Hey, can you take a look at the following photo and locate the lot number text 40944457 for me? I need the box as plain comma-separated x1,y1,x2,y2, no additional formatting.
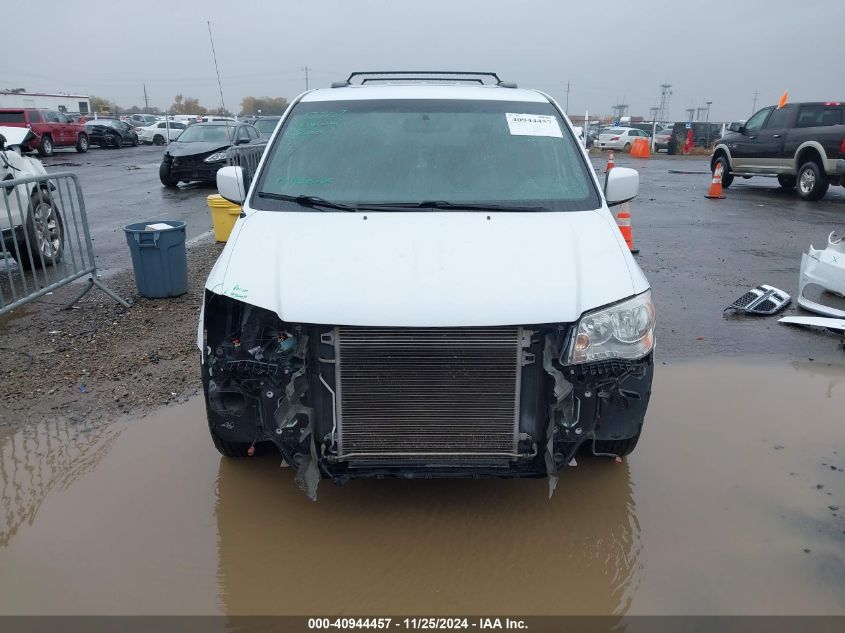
307,618,528,630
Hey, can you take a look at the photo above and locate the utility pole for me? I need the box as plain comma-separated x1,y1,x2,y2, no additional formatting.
649,106,659,122
705,101,712,122
611,103,629,122
207,21,227,115
303,66,310,91
564,80,571,115
143,83,149,113
685,107,695,122
657,83,672,123
752,90,758,114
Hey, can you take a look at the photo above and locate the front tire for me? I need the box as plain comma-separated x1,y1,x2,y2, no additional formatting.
76,133,89,153
131,134,139,147
111,133,122,148
22,190,64,269
153,134,165,146
714,155,734,188
37,135,54,157
777,175,796,189
623,142,632,153
159,161,179,188
797,161,829,201
594,431,641,457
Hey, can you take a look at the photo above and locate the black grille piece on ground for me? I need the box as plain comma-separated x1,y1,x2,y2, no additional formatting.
335,327,522,464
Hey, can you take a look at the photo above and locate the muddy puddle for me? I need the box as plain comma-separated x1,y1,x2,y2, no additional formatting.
0,360,843,616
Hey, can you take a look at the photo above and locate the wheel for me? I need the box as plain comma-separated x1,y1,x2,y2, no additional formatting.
75,133,89,153
713,155,733,188
593,430,641,457
131,134,139,147
37,135,54,157
797,161,829,201
111,133,123,148
153,134,165,146
21,189,64,269
777,175,796,189
208,414,253,457
623,142,632,153
159,161,179,188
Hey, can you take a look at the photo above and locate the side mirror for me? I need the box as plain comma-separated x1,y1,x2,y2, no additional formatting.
604,167,639,206
236,137,251,145
217,165,246,204
738,125,747,134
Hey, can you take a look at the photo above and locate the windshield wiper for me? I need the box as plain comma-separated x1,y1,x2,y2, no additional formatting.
362,200,550,212
256,192,358,212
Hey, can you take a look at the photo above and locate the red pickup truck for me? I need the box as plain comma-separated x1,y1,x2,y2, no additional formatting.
0,108,89,156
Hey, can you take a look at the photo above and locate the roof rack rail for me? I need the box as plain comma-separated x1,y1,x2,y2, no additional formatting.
332,71,517,88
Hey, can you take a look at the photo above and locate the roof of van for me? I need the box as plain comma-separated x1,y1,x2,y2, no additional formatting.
300,84,549,104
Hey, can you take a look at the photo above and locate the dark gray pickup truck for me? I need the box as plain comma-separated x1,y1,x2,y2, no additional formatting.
711,101,845,200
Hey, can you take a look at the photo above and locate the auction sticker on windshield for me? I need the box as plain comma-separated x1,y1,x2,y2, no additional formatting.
506,113,562,137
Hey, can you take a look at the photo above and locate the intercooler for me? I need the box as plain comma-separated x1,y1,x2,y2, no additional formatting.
334,327,523,464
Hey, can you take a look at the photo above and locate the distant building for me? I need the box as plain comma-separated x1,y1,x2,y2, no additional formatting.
0,91,91,114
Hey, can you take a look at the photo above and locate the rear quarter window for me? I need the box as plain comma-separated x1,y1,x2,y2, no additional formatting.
796,105,843,128
0,111,25,123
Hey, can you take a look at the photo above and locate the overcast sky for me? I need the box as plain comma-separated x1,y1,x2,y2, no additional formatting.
5,0,844,120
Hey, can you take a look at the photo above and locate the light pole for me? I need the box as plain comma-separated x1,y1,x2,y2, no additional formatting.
705,101,712,122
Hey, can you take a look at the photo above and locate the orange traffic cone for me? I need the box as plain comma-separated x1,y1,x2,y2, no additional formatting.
605,151,615,173
615,203,638,254
705,163,726,199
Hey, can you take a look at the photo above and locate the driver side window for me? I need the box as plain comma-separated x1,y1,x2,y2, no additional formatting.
745,107,773,132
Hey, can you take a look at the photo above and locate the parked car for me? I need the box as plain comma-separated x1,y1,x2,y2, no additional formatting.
252,116,281,137
203,72,654,497
0,127,64,268
0,108,89,156
596,127,649,152
711,101,845,200
84,119,139,148
158,121,259,187
654,128,673,152
128,113,159,128
138,120,187,145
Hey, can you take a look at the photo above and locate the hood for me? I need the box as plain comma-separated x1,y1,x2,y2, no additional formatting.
167,140,230,157
205,209,648,327
0,126,35,147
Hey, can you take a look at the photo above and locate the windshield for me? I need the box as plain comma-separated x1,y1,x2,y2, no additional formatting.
175,125,233,143
252,99,599,212
254,118,280,134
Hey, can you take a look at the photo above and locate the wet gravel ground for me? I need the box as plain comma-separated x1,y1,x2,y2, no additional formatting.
0,238,222,428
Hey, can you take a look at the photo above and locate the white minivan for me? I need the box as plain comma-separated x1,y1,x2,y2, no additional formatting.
200,72,655,498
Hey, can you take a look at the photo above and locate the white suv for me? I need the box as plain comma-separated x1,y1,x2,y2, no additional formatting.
200,72,655,498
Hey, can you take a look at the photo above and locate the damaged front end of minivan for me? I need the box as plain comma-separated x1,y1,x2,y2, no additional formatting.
200,290,655,500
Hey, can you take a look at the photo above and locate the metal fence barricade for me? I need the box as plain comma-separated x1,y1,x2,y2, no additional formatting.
0,171,128,316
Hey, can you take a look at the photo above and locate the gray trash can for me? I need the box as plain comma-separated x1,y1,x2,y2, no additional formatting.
123,220,188,298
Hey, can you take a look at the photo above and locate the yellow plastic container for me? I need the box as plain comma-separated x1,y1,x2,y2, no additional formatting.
207,194,242,242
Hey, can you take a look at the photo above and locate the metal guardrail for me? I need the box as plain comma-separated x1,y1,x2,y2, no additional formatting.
0,171,128,316
227,141,268,191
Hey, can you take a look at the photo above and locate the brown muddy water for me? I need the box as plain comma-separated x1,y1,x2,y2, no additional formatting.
0,361,843,616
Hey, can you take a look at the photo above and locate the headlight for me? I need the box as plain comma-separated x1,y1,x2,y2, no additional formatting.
565,290,655,364
204,151,228,163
